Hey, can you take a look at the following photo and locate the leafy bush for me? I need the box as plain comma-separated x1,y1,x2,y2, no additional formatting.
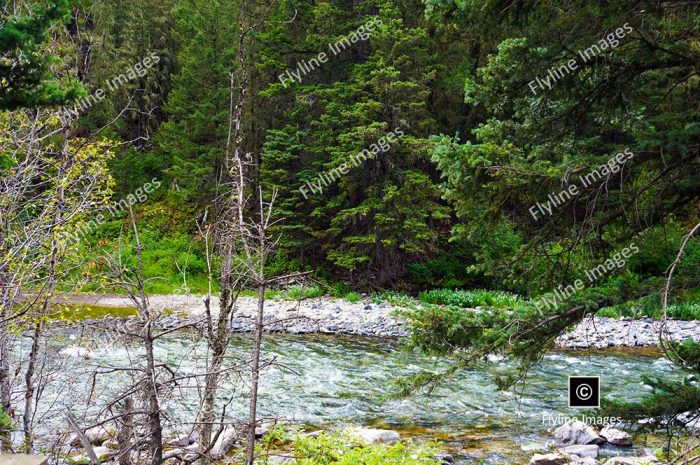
0,404,13,435
281,431,439,465
373,291,416,308
419,288,520,309
286,285,325,300
344,292,361,303
668,302,700,321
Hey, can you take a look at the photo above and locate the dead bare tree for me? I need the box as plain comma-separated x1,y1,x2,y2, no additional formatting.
100,210,167,465
0,110,113,451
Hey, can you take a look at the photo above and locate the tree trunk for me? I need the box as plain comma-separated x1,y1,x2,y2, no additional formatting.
245,281,265,465
118,397,133,465
144,330,163,465
22,320,42,451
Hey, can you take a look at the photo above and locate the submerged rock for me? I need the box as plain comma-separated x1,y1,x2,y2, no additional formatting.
599,427,632,446
554,421,605,445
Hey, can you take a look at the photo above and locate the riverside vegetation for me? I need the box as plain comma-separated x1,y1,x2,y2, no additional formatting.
1,0,699,464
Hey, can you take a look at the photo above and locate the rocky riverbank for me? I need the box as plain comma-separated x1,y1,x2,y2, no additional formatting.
56,294,700,348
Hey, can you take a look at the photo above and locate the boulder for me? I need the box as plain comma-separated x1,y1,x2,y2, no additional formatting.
529,453,567,465
70,425,114,447
434,453,455,464
604,457,657,465
0,455,48,465
68,446,114,464
563,445,599,459
102,437,119,450
348,428,401,445
210,427,239,458
554,421,605,445
176,431,197,447
599,428,632,447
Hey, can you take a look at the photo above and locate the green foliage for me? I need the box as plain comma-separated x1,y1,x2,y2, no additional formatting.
0,0,82,109
406,251,476,289
287,431,439,465
0,404,13,433
260,0,458,285
344,292,361,303
418,288,520,309
286,285,326,301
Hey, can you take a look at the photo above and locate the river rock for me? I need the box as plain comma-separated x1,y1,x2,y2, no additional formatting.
70,425,115,446
102,437,119,449
176,431,197,447
210,427,238,458
529,453,567,465
570,457,600,465
554,421,605,445
604,456,657,465
267,457,295,464
599,427,632,446
68,446,114,464
349,427,400,445
434,453,455,464
563,445,600,458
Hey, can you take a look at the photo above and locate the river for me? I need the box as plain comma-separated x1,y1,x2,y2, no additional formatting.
32,331,679,463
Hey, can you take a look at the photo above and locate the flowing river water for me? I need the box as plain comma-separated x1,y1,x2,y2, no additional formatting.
33,330,680,464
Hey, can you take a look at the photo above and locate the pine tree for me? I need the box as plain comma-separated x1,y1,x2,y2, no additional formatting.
0,0,81,109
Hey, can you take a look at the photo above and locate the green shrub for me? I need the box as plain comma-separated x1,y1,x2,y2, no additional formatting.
285,431,439,465
377,292,416,307
286,285,325,300
668,302,700,321
419,288,520,309
344,292,361,303
0,405,13,434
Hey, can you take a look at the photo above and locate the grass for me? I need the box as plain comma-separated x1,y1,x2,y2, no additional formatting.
418,288,520,309
286,285,326,300
596,300,700,321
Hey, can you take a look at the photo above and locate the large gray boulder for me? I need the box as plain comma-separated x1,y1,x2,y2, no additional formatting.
599,427,632,446
554,421,605,445
210,427,239,458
